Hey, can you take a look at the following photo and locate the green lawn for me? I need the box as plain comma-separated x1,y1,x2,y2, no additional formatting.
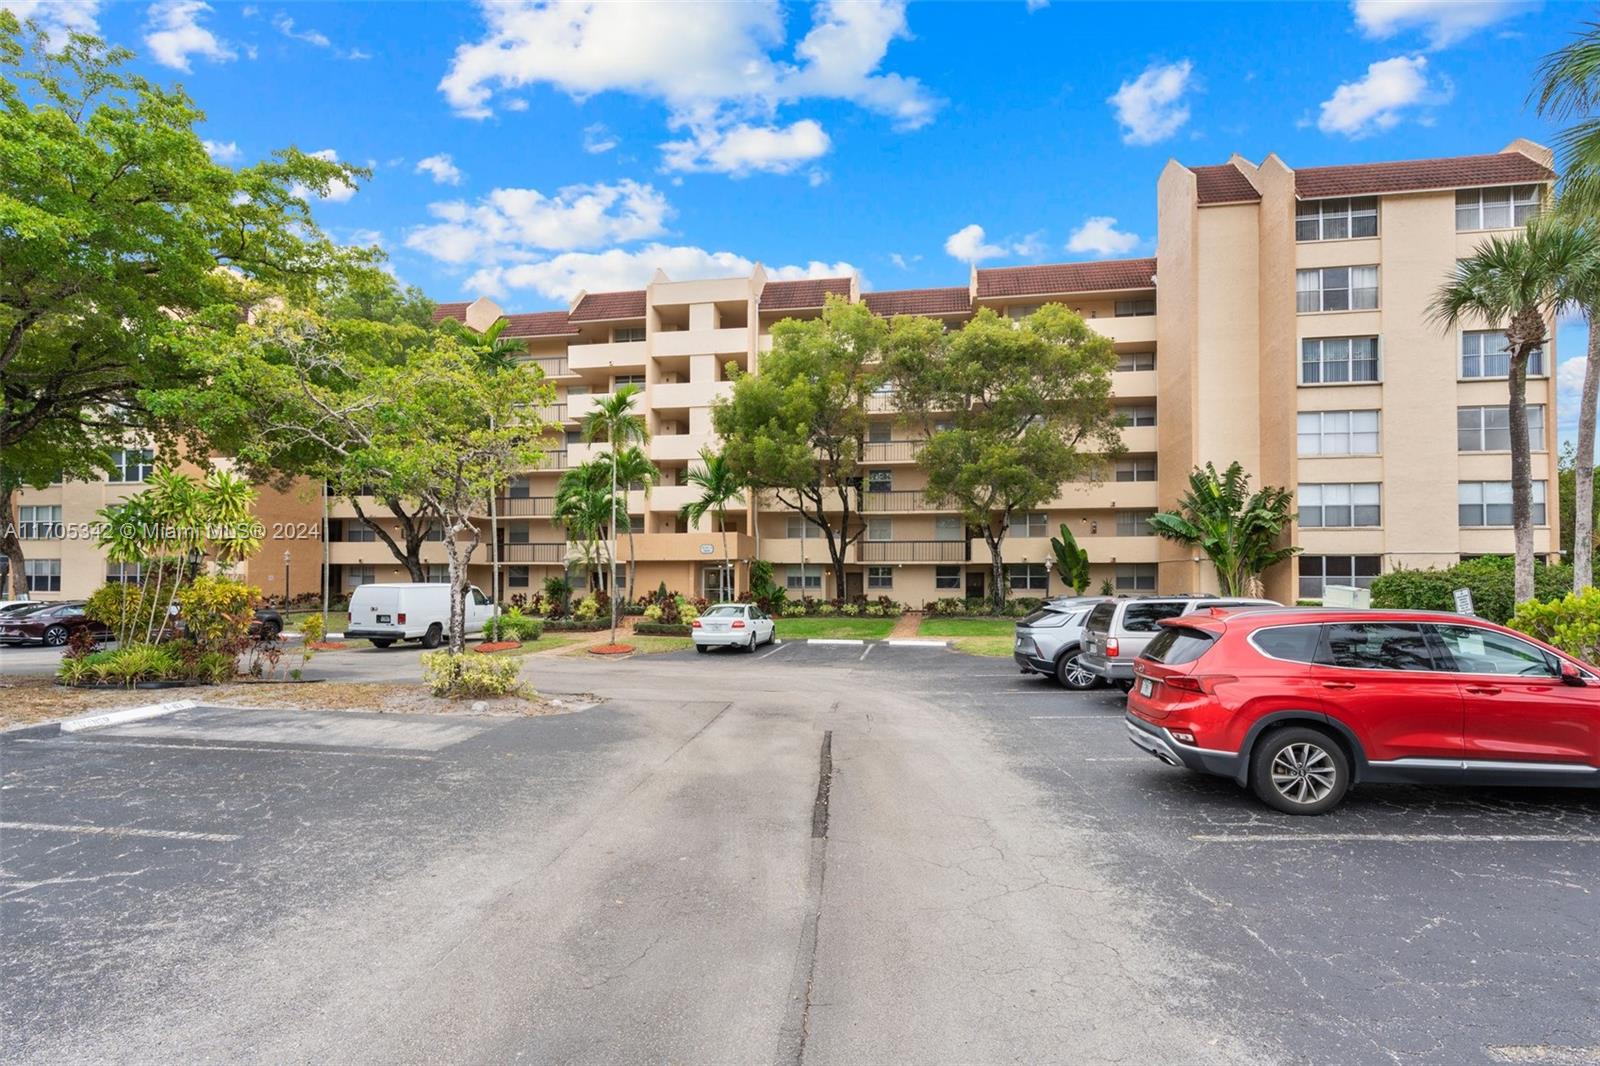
558,634,692,656
283,610,352,634
917,617,1017,658
774,616,896,640
480,632,587,656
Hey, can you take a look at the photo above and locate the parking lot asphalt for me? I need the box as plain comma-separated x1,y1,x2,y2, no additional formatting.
3,642,1597,1064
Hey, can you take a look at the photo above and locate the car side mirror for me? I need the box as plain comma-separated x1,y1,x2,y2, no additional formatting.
1560,661,1588,687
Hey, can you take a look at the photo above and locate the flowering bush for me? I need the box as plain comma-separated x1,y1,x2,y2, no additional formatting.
643,603,663,622
840,602,860,616
678,595,700,624
783,602,808,617
573,595,600,621
421,651,525,698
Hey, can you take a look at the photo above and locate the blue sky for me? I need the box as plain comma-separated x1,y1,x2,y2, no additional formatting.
8,0,1594,445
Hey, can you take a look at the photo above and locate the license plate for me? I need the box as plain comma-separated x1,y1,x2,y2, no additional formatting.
1139,678,1154,697
376,614,390,624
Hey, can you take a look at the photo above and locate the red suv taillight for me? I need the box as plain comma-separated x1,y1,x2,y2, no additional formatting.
1163,674,1237,694
1105,637,1120,657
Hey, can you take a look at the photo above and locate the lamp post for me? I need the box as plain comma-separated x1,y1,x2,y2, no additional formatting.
283,549,291,602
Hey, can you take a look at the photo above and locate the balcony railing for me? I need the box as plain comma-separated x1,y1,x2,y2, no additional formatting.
535,449,568,471
862,440,924,463
496,495,555,517
859,489,937,512
534,403,568,423
858,539,969,563
497,542,568,564
524,356,569,378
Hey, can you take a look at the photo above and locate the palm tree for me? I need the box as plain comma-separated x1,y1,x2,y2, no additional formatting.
1534,26,1600,590
680,448,744,601
1430,218,1597,603
609,444,659,606
554,461,618,596
440,316,524,372
1148,462,1299,598
582,384,648,643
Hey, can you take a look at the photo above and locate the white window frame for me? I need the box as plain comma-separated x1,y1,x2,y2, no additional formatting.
866,518,893,542
611,326,646,343
1007,563,1049,591
1295,197,1378,242
867,565,894,589
24,557,62,592
344,565,376,589
867,469,893,493
1300,336,1380,385
1460,329,1545,379
1115,351,1156,372
1114,457,1157,482
1118,405,1157,428
934,516,965,542
1455,185,1541,232
1114,563,1156,592
785,564,824,591
1296,266,1378,313
1114,298,1155,318
1115,510,1157,537
1457,405,1544,453
934,565,961,589
1459,481,1547,527
109,448,155,484
1297,410,1380,456
17,504,63,540
785,515,812,540
1298,483,1382,528
1298,555,1381,599
1015,512,1047,538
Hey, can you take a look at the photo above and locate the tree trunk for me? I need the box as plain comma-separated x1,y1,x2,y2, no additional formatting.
1507,349,1536,604
720,508,731,600
350,497,428,582
0,482,26,598
987,524,1007,614
443,526,468,654
609,458,618,646
1576,313,1599,592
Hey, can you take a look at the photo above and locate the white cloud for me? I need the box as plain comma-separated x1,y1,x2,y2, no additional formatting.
1317,55,1447,138
437,0,937,173
414,153,464,186
202,138,242,163
144,0,235,72
661,118,830,176
1066,217,1141,258
271,12,328,48
466,245,857,302
404,180,671,265
289,148,358,204
583,123,618,154
1352,0,1530,49
1108,59,1194,146
1026,0,1049,10
1,0,101,41
889,252,921,270
943,224,1042,264
1559,355,1590,397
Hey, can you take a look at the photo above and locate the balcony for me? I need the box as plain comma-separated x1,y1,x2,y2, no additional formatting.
617,531,754,562
652,326,748,358
522,355,573,379
1087,315,1157,346
534,449,568,471
650,435,703,463
1111,369,1158,400
496,542,569,564
569,339,647,371
1118,425,1159,452
1048,479,1160,510
862,440,924,463
496,495,555,517
532,402,568,424
859,489,938,513
646,484,700,512
652,379,731,409
328,541,450,566
858,539,970,563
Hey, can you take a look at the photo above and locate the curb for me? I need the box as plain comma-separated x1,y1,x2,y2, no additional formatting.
805,638,865,646
60,699,196,735
884,639,948,647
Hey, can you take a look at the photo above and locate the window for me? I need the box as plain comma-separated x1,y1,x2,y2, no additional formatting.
1461,330,1544,378
1143,626,1217,665
612,327,645,343
568,567,588,590
785,564,824,591
1433,624,1557,677
867,566,894,589
867,469,893,493
1005,303,1042,321
509,566,530,589
1007,563,1048,591
344,565,375,589
785,516,812,539
24,558,60,592
1116,351,1156,372
1116,510,1156,536
1122,601,1185,632
935,516,965,541
1319,622,1436,671
565,430,584,445
109,448,155,483
1297,555,1381,599
1251,625,1321,664
1115,457,1156,482
1457,405,1544,452
426,564,449,583
868,421,892,443
1114,298,1155,317
935,565,962,589
866,518,893,541
1115,563,1157,592
507,476,531,499
507,523,530,545
341,519,377,543
107,561,145,585
1459,481,1547,526
628,514,645,533
1296,266,1378,313
1297,410,1380,456
1455,185,1541,231
612,374,645,389
425,524,446,542
1300,336,1380,384
17,505,62,539
1015,512,1047,537
1298,483,1381,528
1295,197,1379,241
1118,405,1157,427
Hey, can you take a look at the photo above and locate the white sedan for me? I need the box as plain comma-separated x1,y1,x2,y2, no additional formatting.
692,603,775,653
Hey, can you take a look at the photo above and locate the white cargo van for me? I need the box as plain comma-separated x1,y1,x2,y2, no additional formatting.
344,583,495,648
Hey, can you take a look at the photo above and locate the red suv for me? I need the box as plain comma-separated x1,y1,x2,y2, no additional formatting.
1126,608,1600,814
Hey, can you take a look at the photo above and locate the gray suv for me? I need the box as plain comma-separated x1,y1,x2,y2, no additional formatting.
1013,597,1111,689
1080,595,1279,687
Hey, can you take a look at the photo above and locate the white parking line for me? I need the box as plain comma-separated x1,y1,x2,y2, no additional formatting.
807,639,864,646
15,738,436,761
885,639,947,648
1,820,241,843
1029,714,1119,720
859,643,873,661
756,642,791,660
1191,833,1600,844
60,699,195,734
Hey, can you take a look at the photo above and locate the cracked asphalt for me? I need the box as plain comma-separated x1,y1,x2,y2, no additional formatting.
3,641,1598,1064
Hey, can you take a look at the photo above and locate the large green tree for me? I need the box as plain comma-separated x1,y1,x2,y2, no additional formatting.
1149,462,1299,597
889,304,1122,611
0,14,369,595
714,297,919,601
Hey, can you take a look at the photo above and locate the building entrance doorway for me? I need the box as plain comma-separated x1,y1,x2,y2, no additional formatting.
965,570,985,600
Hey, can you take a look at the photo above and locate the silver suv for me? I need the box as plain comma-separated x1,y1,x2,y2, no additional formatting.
1080,595,1279,687
1013,597,1111,689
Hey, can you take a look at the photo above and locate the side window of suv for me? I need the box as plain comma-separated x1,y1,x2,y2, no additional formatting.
1431,625,1558,677
1121,602,1187,633
1251,624,1321,663
1318,622,1436,671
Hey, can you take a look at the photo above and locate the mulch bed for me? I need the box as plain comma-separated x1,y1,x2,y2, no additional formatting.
587,643,636,656
475,641,522,653
309,641,348,650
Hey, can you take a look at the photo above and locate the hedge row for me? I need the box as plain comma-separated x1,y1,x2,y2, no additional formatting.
634,622,693,636
1369,557,1573,624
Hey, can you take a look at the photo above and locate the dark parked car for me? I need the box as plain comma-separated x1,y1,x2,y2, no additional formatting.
251,607,285,639
0,602,111,648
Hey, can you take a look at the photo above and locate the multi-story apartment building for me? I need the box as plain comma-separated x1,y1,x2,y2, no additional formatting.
40,139,1547,610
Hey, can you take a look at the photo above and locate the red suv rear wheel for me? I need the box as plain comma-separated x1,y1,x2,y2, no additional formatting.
1249,726,1351,815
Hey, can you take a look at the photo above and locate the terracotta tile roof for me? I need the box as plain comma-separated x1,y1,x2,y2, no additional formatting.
759,277,851,311
500,311,578,338
1193,163,1260,204
430,301,470,324
975,258,1157,299
1295,152,1554,199
862,287,972,317
570,290,646,321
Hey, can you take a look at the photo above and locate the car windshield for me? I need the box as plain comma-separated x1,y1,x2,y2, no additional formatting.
3,602,48,616
1142,626,1216,664
1085,602,1117,632
704,605,743,618
1019,607,1072,627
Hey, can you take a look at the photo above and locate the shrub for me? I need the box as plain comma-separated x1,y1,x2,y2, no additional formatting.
486,608,544,642
543,576,572,618
815,602,837,616
1370,557,1573,624
677,596,700,624
193,650,237,684
634,622,693,636
573,595,600,621
299,613,325,644
643,603,664,622
76,643,182,687
176,576,261,651
864,603,885,617
1099,579,1115,596
1509,589,1600,664
840,602,860,616
783,602,807,617
420,651,525,698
